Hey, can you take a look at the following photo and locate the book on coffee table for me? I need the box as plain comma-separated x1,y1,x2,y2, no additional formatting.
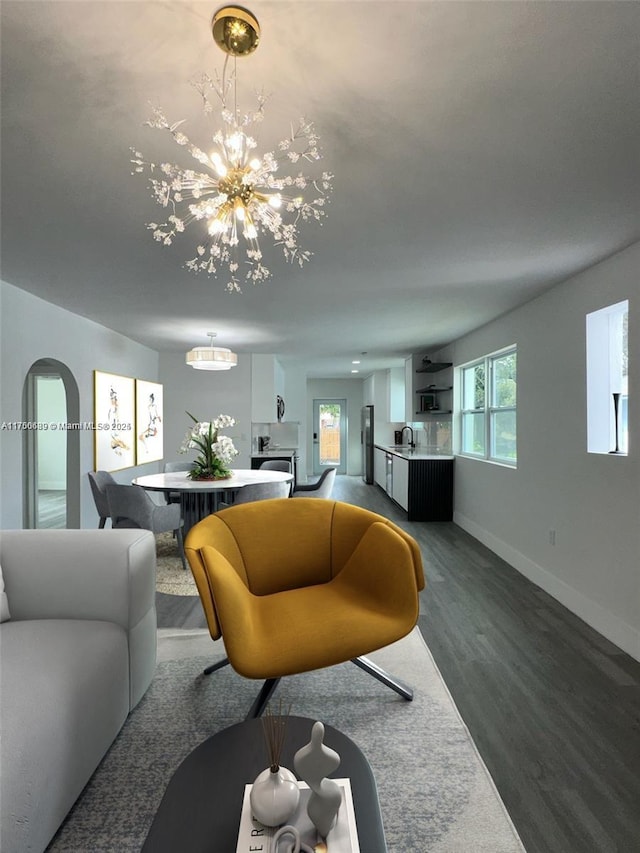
235,778,361,853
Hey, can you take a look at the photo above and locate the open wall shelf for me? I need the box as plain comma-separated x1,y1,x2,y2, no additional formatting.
416,361,453,373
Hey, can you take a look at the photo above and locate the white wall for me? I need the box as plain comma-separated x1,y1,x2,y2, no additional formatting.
443,242,640,660
306,379,364,477
0,281,159,529
0,282,301,525
159,351,252,468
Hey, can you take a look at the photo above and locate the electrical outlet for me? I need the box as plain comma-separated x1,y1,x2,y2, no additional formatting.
549,529,556,546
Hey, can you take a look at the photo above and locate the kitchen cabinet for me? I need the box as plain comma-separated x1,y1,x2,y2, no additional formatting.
406,457,454,521
391,455,409,511
251,355,284,423
388,367,405,422
366,368,405,424
373,445,453,521
373,447,387,488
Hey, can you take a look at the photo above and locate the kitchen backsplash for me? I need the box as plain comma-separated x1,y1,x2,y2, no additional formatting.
251,421,300,450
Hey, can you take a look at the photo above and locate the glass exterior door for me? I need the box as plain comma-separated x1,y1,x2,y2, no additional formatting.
312,399,347,475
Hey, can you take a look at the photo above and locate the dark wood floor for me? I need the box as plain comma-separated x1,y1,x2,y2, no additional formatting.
157,475,640,853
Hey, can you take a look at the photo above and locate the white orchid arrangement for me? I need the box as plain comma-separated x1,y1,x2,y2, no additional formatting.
179,411,239,479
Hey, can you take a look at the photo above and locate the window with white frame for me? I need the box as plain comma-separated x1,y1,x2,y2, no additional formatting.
460,347,517,465
586,300,629,455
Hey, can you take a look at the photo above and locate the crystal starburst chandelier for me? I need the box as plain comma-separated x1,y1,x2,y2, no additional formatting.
130,6,333,293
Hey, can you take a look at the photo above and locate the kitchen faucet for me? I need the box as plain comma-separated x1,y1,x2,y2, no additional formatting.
401,425,415,448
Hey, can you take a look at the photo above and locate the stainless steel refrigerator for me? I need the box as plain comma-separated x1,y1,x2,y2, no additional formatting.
361,405,374,483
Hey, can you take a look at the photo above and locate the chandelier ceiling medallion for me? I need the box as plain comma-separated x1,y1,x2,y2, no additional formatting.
186,332,238,370
131,6,333,293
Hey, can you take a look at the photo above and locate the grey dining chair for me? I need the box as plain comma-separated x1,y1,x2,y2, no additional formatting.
259,459,293,495
291,467,336,499
106,483,187,570
258,459,292,473
219,480,290,510
88,470,117,528
163,461,192,504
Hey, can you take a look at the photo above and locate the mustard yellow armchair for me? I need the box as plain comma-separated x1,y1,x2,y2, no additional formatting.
185,498,425,718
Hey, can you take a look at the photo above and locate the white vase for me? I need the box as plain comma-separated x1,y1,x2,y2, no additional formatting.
249,765,300,827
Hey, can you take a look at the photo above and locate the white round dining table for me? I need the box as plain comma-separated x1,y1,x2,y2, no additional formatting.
132,469,293,535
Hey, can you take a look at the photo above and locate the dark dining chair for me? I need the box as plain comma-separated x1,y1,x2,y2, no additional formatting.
88,470,117,528
163,461,192,504
259,459,293,494
218,480,291,510
291,467,336,499
259,460,292,473
106,483,187,570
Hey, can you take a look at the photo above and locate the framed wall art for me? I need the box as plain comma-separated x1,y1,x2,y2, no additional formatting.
94,370,135,471
135,379,164,464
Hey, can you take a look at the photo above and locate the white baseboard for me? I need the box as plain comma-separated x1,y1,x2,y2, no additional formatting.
454,511,640,662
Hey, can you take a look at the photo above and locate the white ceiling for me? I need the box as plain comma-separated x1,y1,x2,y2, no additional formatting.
2,1,639,378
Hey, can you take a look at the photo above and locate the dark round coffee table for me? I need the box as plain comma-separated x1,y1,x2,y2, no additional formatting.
142,716,387,852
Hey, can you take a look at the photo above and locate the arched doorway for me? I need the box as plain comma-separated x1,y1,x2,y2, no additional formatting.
23,359,81,528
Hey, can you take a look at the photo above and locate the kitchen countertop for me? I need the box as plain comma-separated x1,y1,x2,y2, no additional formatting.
375,444,454,461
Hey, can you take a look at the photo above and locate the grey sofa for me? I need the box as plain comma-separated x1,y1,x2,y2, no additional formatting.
0,529,157,853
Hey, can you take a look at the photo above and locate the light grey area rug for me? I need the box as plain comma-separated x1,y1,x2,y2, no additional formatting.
155,532,197,596
47,628,525,852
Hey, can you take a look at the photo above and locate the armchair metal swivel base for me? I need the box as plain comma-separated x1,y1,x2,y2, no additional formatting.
201,657,279,720
185,498,425,720
201,654,414,720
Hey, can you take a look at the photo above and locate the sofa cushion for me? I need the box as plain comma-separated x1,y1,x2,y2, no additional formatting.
0,619,130,853
0,562,9,622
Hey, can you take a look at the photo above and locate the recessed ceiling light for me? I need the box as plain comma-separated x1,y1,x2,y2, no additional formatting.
351,369,359,374
352,360,361,364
